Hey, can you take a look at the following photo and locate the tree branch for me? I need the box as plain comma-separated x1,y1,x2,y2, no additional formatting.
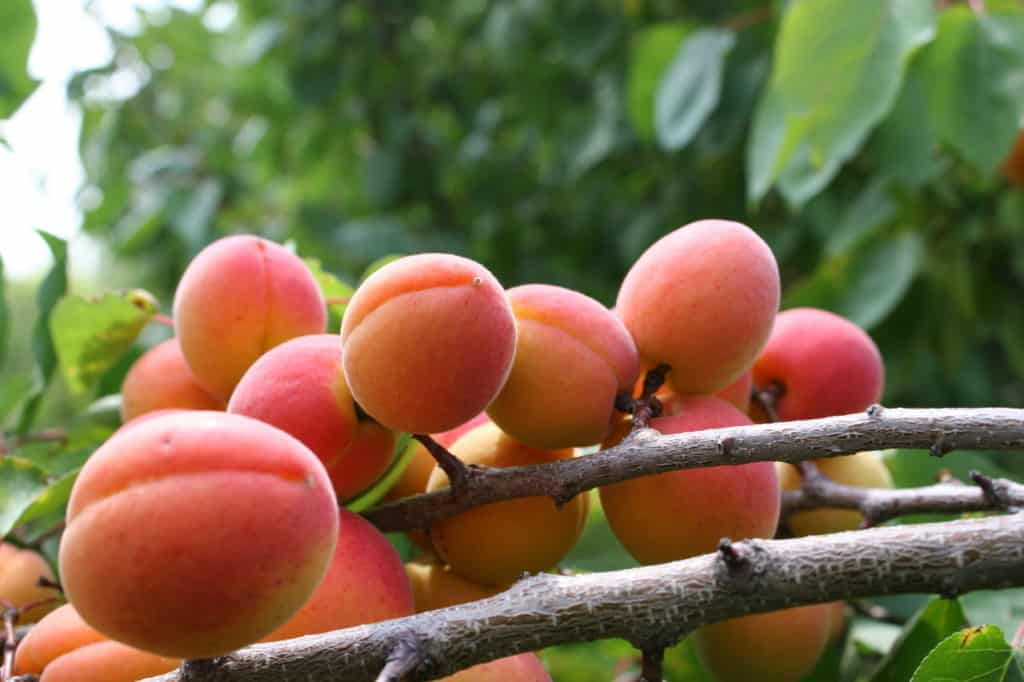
142,513,1024,682
365,407,1024,532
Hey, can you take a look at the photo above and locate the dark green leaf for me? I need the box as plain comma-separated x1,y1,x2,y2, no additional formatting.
50,290,159,395
748,0,935,204
654,29,736,151
0,0,37,118
910,626,1011,682
869,596,968,682
627,22,691,139
0,456,49,538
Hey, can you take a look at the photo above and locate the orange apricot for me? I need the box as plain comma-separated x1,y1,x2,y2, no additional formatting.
487,284,640,448
173,235,326,402
752,307,883,421
0,543,59,623
120,339,223,422
599,396,780,565
228,334,396,501
616,220,780,395
59,411,339,658
434,413,490,449
442,653,552,681
405,555,506,612
340,254,516,434
427,423,585,586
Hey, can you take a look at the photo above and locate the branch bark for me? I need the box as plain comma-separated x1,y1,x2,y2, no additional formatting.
142,513,1024,682
365,406,1024,532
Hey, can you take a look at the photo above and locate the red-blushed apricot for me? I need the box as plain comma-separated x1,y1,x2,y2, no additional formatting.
487,284,640,449
714,370,752,414
616,220,780,395
693,603,833,682
442,653,552,681
59,411,339,659
228,334,396,501
599,396,780,565
405,554,506,612
1003,130,1024,186
0,543,59,623
427,423,586,586
262,509,413,642
120,339,223,422
340,254,517,434
14,604,178,681
434,413,490,449
777,451,894,535
173,235,326,402
752,307,883,421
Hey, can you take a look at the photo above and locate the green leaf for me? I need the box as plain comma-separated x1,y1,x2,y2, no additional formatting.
16,469,78,530
0,375,33,425
869,596,968,682
0,457,50,538
627,22,691,139
654,29,736,151
0,0,37,118
0,254,8,370
17,232,68,435
784,231,923,330
50,289,159,395
303,257,355,330
345,433,414,513
825,179,897,257
922,7,1024,174
747,0,935,204
910,626,1012,682
961,589,1024,638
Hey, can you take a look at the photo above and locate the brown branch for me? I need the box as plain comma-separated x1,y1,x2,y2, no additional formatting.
412,434,474,498
365,407,1024,532
639,647,664,682
142,514,1024,682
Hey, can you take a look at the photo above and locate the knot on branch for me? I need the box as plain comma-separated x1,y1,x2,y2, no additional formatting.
930,432,953,458
716,436,736,458
866,403,885,419
180,657,226,682
376,637,425,682
716,538,766,586
970,471,1004,508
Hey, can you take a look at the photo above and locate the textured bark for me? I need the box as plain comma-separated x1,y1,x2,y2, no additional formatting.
365,406,1024,532
143,514,1024,682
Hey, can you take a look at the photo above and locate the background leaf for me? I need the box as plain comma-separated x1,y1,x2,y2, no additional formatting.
869,596,968,682
0,457,50,537
627,22,691,139
0,0,37,119
910,626,1012,682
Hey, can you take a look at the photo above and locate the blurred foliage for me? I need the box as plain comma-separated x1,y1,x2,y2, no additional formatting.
5,0,1024,679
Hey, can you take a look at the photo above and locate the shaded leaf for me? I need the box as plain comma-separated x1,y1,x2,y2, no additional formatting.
0,255,7,370
910,626,1011,682
961,589,1024,639
627,22,691,139
0,457,49,538
869,596,968,682
16,469,78,530
0,0,37,118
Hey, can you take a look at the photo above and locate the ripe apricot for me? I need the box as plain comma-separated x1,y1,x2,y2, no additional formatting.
599,396,780,565
777,451,894,535
434,413,490,449
442,653,552,681
173,235,326,402
341,254,516,434
405,555,506,612
427,423,585,586
59,411,339,658
263,509,413,641
616,220,780,395
487,284,640,449
120,339,223,422
752,307,883,421
228,334,396,501
693,603,833,682
14,604,178,682
0,543,58,623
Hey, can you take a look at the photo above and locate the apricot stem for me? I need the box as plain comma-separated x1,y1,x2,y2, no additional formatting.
639,646,664,682
750,381,782,422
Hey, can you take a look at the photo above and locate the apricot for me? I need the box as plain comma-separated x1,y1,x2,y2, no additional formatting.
427,423,586,586
715,370,752,414
434,413,490,449
384,438,435,503
173,235,326,402
487,284,640,448
14,604,178,682
340,253,517,434
752,307,883,421
616,220,780,395
599,396,780,565
442,653,552,681
0,543,59,623
693,603,833,682
120,339,223,422
405,555,506,612
59,411,339,658
228,334,396,501
263,509,413,641
777,451,894,535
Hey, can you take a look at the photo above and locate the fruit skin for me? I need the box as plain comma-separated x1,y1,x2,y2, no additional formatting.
228,334,396,501
59,411,339,659
173,235,327,402
0,543,59,623
341,253,517,434
441,653,552,681
262,509,414,642
777,451,894,535
599,396,780,565
427,422,586,586
14,604,179,681
752,307,883,421
120,339,223,422
693,603,833,682
405,555,506,612
434,413,490,449
487,284,640,448
616,220,780,395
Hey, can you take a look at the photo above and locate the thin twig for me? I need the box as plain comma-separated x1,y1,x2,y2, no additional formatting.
412,434,473,498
